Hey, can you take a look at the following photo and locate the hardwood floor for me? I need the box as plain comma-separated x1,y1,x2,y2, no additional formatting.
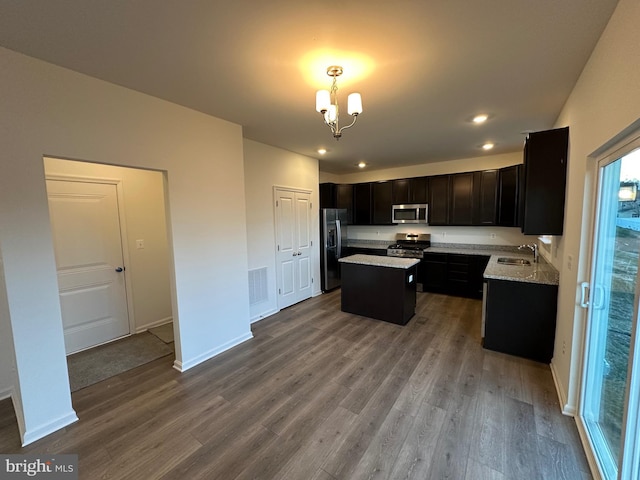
0,290,592,479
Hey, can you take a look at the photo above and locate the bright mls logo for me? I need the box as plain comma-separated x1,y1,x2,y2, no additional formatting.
0,455,77,480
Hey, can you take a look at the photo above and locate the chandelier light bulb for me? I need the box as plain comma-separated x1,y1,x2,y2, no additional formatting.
316,90,330,113
348,93,363,116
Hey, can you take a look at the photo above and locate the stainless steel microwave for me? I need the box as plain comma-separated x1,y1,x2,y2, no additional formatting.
392,204,428,224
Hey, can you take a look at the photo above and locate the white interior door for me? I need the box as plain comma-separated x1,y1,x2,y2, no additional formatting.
275,188,312,309
46,179,130,354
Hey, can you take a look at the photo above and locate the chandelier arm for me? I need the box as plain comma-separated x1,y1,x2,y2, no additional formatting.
336,115,358,135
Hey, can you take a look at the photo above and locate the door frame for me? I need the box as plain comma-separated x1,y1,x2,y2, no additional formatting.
46,173,136,338
273,185,313,310
577,129,640,479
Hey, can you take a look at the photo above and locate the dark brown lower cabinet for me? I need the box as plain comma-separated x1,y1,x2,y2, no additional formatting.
483,279,558,363
421,253,489,299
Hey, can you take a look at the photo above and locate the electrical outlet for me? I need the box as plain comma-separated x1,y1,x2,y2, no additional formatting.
442,231,446,238
136,239,145,249
562,340,566,355
567,254,573,271
490,233,496,239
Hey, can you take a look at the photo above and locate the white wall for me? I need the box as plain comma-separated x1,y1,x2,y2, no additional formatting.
321,151,534,246
0,47,251,445
43,158,173,332
0,248,18,402
550,0,640,412
321,151,523,183
243,139,321,322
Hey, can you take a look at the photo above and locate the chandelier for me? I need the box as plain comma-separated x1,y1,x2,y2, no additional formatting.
315,66,363,140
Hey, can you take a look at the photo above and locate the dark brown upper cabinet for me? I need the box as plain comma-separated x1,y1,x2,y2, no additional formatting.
520,127,569,235
449,172,474,225
472,170,499,225
353,183,372,225
372,181,394,224
392,179,410,204
498,165,520,227
428,175,450,225
336,183,354,224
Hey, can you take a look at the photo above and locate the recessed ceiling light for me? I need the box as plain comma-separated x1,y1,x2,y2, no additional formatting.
482,142,495,150
317,148,327,155
472,114,489,124
357,161,367,168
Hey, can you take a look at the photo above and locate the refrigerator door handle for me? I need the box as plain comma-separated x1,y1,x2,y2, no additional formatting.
336,219,342,257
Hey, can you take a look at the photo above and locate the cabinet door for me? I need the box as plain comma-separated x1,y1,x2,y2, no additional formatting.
473,170,498,225
392,179,410,204
410,177,429,204
422,253,448,292
319,183,337,209
447,254,472,296
521,127,569,235
450,172,474,225
372,181,393,224
336,184,354,224
353,183,372,225
428,175,450,225
498,165,520,226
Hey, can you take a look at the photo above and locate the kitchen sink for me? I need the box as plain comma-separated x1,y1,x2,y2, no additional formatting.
497,257,531,266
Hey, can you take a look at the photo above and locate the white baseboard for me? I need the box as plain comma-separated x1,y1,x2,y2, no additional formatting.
250,308,279,324
312,289,323,297
135,316,173,333
21,410,79,447
0,386,12,401
173,331,254,372
575,415,603,480
550,360,576,416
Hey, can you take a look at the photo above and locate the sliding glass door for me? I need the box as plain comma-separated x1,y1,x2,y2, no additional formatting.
581,142,640,479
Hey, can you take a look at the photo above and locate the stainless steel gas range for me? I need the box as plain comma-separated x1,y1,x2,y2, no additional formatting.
386,233,431,259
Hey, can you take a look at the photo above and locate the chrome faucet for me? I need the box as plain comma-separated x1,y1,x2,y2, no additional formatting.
518,244,539,263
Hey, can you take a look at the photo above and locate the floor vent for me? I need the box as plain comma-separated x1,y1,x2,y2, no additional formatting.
248,267,268,305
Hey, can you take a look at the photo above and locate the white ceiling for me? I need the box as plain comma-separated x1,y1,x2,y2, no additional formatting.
0,0,618,174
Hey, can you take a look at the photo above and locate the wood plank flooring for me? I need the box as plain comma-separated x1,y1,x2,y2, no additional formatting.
0,290,592,479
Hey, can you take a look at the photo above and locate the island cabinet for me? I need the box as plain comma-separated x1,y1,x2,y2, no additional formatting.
483,279,558,363
339,254,419,325
520,126,569,235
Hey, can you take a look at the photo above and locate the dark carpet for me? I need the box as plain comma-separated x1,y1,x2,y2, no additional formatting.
67,332,174,392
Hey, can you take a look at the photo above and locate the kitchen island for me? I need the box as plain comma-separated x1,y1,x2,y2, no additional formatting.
339,254,420,325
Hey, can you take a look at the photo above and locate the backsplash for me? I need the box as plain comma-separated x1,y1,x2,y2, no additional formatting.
347,224,536,246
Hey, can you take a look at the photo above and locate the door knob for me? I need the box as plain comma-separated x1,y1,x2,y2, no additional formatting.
115,267,124,272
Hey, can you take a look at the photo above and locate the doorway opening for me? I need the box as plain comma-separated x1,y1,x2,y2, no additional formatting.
44,157,175,392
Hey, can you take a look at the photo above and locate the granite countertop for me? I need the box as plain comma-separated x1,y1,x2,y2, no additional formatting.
425,243,559,285
346,240,391,249
339,254,420,270
483,255,559,285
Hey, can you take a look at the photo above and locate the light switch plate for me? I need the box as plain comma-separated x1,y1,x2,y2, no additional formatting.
136,239,145,249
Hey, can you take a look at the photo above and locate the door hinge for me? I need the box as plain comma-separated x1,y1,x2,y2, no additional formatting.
277,244,280,251
279,288,281,295
310,202,312,209
310,240,313,246
276,200,279,207
312,277,314,283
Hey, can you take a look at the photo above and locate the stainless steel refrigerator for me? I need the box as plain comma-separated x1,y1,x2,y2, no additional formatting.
320,208,348,292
